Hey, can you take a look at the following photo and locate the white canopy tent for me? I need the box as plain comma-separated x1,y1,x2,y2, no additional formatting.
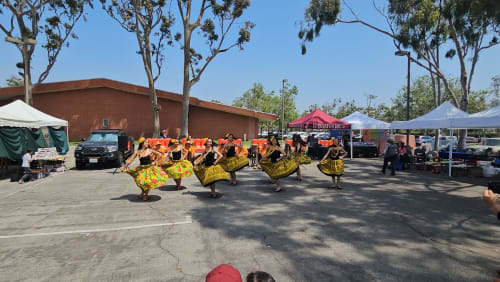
390,101,469,176
0,100,68,128
451,105,500,128
390,101,469,129
0,100,69,150
342,111,391,159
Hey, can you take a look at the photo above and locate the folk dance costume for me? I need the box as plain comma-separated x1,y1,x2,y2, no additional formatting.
162,150,194,179
218,146,249,173
293,144,311,165
194,151,229,187
317,146,345,176
260,149,299,180
123,155,169,191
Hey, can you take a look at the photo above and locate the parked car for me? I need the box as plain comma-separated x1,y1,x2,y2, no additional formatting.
416,135,435,147
466,138,500,157
74,129,134,169
317,132,330,140
465,136,479,143
438,139,458,151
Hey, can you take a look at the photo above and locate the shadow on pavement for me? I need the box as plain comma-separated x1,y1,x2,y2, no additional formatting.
110,194,162,203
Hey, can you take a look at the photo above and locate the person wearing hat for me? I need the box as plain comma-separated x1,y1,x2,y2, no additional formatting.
183,139,196,162
205,264,242,282
193,138,229,198
248,144,262,169
260,136,299,192
121,137,169,201
152,141,166,165
292,133,311,181
162,139,194,190
218,133,249,185
318,138,347,189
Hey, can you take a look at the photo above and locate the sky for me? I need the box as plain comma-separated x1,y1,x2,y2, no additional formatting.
1,0,499,113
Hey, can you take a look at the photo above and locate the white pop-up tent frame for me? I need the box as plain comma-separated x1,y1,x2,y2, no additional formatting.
390,101,469,176
451,105,500,128
0,99,69,144
341,111,391,159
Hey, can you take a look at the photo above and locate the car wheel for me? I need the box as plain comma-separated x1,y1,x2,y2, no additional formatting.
114,152,124,168
75,162,85,170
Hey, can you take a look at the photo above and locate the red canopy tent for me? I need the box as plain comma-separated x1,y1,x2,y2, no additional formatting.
287,109,351,129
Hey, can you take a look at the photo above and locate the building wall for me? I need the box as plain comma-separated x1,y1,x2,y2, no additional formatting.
3,88,259,140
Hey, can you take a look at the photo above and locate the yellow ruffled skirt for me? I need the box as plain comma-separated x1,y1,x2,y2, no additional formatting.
194,164,230,187
161,160,194,179
317,159,344,176
123,165,169,190
218,156,249,172
260,158,299,180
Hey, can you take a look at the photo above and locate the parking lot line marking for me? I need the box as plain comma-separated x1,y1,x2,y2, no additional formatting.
0,216,192,239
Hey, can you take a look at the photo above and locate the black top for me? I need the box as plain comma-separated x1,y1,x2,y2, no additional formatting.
497,211,500,221
226,146,236,158
329,146,341,160
139,155,152,165
202,151,216,166
171,150,182,160
269,150,281,163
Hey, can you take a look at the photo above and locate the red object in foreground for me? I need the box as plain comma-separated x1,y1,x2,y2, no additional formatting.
206,264,242,282
287,109,350,129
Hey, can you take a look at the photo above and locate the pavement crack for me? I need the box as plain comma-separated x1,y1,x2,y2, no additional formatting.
157,225,202,280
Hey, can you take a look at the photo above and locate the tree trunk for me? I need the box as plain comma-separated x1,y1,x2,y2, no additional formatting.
180,28,192,138
147,79,161,138
22,46,33,106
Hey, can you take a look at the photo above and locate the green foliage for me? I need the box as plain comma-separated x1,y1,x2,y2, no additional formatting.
1,0,92,85
232,83,299,132
5,75,23,87
389,75,487,121
299,0,341,54
210,99,223,104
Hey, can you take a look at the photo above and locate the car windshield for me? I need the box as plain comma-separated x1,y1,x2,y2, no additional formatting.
87,133,118,142
485,139,500,146
440,140,457,147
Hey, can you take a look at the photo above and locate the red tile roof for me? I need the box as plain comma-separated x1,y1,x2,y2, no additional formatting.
0,78,277,120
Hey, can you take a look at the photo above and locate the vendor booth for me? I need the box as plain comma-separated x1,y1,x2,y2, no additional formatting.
0,100,69,179
342,111,390,159
390,101,469,176
287,109,350,159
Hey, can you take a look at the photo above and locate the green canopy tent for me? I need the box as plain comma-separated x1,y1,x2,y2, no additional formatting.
0,100,69,160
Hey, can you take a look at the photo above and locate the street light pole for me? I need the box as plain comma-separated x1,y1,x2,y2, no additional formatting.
395,50,411,146
281,78,288,143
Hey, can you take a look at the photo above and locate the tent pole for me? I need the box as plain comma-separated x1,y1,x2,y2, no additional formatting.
449,128,453,177
350,129,353,159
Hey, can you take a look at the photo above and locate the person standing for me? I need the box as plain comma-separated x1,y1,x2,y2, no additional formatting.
18,149,34,184
292,133,311,181
382,139,398,176
248,144,262,169
318,138,347,189
162,139,194,190
193,138,229,198
122,138,169,201
260,136,299,192
218,133,249,185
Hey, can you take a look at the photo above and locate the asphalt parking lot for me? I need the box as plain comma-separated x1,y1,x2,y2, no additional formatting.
0,158,499,282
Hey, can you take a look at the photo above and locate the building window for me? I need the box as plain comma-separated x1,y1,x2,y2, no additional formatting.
102,119,109,128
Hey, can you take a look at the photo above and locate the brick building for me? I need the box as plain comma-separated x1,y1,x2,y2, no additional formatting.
0,78,276,141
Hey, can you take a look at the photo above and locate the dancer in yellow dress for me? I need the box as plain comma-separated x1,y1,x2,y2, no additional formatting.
292,133,311,181
121,138,169,201
162,139,194,190
318,138,347,189
218,133,249,185
193,138,229,198
260,136,299,192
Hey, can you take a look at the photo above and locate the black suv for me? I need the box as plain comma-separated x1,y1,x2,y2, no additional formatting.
74,129,134,169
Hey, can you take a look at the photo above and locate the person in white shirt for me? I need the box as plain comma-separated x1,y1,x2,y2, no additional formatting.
19,149,34,184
